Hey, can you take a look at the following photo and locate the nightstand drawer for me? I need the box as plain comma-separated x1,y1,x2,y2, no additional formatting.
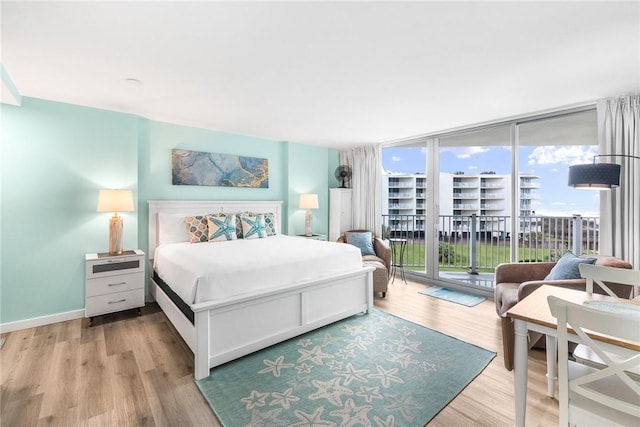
86,251,144,280
86,272,144,298
85,289,145,317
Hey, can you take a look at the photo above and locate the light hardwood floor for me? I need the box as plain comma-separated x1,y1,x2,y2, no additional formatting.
1,278,558,426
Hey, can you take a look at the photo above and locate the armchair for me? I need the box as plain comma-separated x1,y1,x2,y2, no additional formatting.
337,230,391,297
494,254,633,370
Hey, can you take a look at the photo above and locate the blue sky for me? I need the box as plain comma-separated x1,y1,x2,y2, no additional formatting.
382,145,600,216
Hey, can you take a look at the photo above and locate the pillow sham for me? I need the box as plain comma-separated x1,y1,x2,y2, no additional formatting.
263,212,278,236
544,252,597,280
345,231,376,256
234,211,254,239
206,214,238,242
158,212,189,244
240,214,267,239
184,215,209,243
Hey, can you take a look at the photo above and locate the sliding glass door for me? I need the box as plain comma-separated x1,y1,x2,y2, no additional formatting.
382,141,429,275
517,110,600,261
381,107,599,294
437,125,512,288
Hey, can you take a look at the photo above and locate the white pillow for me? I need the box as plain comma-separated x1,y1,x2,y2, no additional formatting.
158,212,189,244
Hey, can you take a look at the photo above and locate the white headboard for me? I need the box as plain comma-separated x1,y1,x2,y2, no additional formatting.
147,200,283,257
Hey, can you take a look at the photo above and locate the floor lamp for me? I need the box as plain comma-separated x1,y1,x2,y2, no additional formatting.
568,154,640,189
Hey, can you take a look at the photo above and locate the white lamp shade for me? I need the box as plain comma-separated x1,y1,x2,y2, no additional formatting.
97,189,134,213
299,193,319,209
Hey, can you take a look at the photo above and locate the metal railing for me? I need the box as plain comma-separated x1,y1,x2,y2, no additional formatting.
382,214,599,273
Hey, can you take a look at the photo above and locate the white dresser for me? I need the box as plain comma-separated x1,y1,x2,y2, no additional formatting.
85,249,145,324
329,188,352,242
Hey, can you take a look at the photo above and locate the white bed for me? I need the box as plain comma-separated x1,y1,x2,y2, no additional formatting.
148,200,374,380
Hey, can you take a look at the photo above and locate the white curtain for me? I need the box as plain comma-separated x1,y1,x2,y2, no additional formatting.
597,94,640,269
339,145,383,236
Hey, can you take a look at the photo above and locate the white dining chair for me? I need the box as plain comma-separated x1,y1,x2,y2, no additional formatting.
547,295,640,426
573,264,640,376
579,263,640,298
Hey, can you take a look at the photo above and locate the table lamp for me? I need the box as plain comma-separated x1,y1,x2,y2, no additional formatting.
97,189,134,255
299,193,319,237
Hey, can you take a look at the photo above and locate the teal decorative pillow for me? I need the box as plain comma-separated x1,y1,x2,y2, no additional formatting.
545,252,597,280
206,214,238,242
263,212,277,236
240,214,267,239
184,215,208,243
234,211,255,238
345,231,376,256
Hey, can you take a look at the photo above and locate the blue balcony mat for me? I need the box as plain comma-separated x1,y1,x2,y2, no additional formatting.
419,286,486,307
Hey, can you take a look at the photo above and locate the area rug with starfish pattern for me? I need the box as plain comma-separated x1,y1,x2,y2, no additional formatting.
196,309,495,426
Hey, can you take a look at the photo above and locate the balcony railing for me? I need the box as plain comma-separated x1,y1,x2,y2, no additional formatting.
381,213,598,274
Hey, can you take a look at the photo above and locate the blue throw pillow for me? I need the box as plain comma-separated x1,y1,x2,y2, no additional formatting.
544,252,597,280
345,231,376,256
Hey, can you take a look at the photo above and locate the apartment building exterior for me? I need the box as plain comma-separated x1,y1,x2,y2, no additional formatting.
383,171,540,238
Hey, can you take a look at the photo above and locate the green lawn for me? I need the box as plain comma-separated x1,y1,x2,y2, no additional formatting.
394,241,559,272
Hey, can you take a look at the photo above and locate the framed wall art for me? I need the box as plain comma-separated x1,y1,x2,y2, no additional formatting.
172,149,269,188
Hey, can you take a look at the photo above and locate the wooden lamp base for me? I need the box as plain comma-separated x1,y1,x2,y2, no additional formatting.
109,215,124,255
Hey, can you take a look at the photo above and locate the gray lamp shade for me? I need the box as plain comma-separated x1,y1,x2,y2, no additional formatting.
568,163,620,189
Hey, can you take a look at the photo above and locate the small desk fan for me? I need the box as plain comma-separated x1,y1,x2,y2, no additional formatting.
334,165,352,188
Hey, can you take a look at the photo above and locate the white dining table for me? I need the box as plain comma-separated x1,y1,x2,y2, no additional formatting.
506,285,640,427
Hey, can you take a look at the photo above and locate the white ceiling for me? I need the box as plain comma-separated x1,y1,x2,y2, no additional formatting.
1,1,638,149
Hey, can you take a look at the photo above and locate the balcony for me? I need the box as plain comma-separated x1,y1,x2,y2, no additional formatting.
480,203,503,210
452,203,478,210
520,182,541,189
480,192,505,199
388,192,414,199
388,182,415,188
520,193,541,200
381,214,599,290
388,203,414,210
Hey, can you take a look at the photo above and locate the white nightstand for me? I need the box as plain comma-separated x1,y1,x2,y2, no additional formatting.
294,234,327,241
85,249,145,325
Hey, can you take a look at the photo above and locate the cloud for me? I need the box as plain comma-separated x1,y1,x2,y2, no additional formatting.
468,165,477,170
391,155,403,162
527,145,598,166
440,146,490,159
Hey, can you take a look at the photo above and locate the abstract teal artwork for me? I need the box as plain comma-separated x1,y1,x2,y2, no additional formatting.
172,149,268,188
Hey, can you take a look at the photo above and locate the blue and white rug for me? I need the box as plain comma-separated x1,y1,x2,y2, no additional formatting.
196,309,495,426
419,286,487,307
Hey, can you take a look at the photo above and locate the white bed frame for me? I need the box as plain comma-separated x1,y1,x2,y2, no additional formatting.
148,200,374,380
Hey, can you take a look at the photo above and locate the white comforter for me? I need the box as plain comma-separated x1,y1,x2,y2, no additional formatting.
153,235,363,305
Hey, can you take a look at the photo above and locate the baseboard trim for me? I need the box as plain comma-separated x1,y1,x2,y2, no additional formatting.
0,309,85,333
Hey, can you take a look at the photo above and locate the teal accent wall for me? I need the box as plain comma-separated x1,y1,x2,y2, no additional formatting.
1,98,138,323
1,97,337,324
286,142,331,236
137,119,290,260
